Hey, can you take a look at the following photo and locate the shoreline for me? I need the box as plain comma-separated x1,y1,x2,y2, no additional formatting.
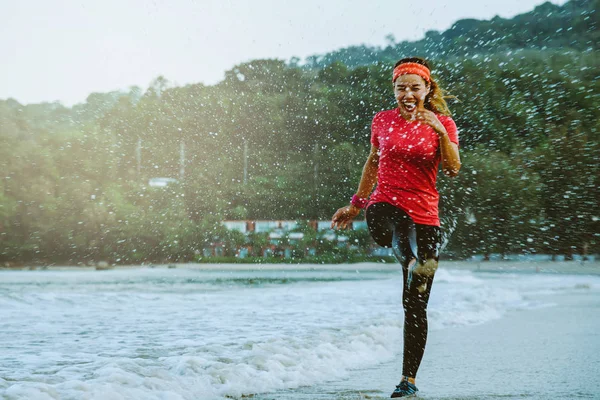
1,260,599,275
2,261,599,399
253,287,600,400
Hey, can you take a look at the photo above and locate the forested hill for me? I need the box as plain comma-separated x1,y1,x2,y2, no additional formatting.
304,0,598,69
1,0,598,264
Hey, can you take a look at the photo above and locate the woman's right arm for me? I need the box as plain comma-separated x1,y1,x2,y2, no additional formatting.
355,145,380,198
331,145,379,229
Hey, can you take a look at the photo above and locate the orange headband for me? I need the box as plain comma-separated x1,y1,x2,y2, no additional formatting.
392,62,431,83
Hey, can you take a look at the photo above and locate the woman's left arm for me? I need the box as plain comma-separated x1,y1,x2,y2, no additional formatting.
416,108,461,177
437,132,461,177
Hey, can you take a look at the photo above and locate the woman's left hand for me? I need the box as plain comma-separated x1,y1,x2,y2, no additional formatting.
415,100,461,176
415,102,447,136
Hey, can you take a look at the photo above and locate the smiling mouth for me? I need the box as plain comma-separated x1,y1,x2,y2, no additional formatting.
401,101,417,112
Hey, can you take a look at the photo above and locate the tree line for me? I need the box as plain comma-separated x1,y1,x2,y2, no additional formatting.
1,1,598,264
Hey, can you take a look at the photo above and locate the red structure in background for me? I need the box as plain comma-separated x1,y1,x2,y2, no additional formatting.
199,219,375,259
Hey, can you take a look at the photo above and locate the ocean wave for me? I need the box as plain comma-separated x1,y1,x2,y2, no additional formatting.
2,321,403,400
3,268,600,400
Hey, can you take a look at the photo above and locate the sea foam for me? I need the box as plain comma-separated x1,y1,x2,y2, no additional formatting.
1,267,599,399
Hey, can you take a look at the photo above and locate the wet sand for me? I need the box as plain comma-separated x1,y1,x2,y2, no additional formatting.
3,261,598,399
15,260,600,276
252,283,600,399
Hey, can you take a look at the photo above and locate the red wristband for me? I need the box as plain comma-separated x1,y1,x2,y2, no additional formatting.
350,195,368,209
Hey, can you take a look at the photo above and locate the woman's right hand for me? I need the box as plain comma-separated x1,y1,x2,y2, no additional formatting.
331,205,361,230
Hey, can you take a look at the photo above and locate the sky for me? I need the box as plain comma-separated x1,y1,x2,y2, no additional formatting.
1,0,567,106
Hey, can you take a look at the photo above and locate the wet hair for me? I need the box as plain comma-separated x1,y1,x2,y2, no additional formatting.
394,57,452,116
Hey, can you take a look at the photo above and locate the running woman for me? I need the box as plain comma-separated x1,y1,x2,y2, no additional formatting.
331,57,461,398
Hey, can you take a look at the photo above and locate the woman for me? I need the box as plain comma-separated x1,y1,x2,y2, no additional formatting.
331,57,461,398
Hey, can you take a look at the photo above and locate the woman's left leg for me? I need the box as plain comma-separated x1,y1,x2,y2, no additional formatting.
398,223,442,380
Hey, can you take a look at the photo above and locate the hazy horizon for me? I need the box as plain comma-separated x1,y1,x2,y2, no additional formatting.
1,0,568,106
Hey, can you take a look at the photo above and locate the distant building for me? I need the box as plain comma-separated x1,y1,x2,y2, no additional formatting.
148,178,178,188
210,219,376,259
352,221,368,230
222,220,300,234
222,221,247,233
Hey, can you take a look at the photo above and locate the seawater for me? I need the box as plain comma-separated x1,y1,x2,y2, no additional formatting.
1,266,598,400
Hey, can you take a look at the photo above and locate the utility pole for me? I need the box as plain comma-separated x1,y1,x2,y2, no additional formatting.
179,140,185,181
136,137,142,176
243,139,248,185
313,142,319,219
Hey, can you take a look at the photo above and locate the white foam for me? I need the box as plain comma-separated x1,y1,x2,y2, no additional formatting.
2,268,600,399
2,323,403,400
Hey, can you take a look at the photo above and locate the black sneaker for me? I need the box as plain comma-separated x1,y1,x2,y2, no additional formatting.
390,380,418,398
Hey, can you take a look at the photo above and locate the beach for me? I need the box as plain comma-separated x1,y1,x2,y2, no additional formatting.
257,281,600,399
1,262,599,400
8,260,600,276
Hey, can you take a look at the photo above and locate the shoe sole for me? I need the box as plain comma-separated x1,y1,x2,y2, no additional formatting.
407,258,438,293
391,389,419,398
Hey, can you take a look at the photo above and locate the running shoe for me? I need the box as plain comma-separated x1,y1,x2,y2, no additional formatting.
407,258,437,292
390,379,418,398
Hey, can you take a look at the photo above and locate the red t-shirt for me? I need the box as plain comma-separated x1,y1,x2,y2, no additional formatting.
368,108,459,226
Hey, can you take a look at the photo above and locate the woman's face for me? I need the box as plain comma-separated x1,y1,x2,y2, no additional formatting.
393,74,430,120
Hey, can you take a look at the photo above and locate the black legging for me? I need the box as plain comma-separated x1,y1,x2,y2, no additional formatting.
365,202,442,378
